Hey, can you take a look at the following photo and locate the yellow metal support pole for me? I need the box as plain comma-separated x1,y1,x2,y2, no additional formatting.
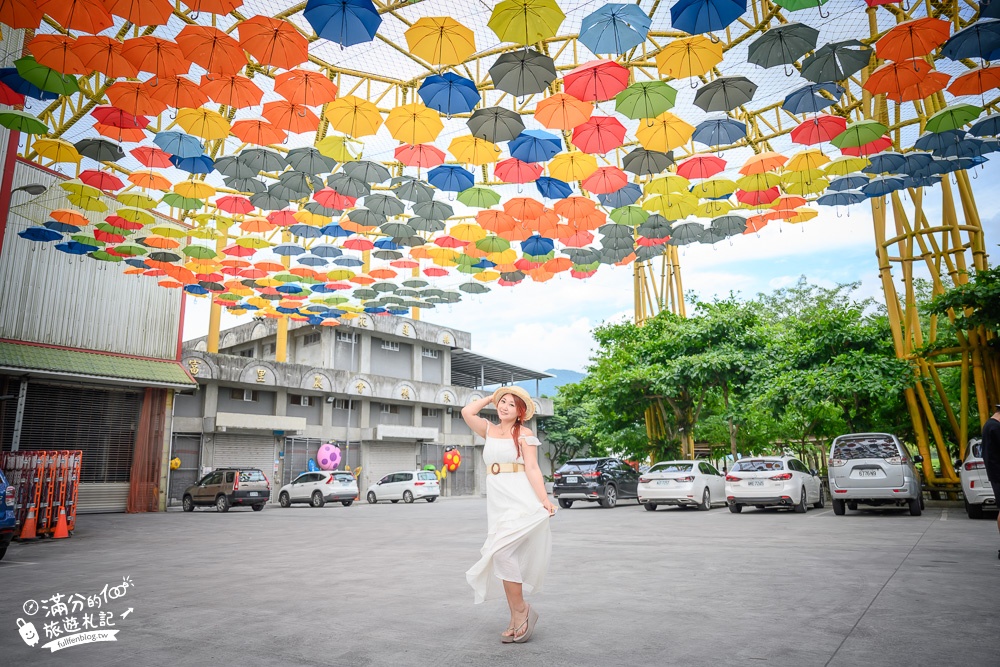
275,230,291,363
206,231,227,353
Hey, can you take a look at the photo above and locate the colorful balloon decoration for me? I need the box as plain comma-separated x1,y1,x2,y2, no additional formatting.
307,458,319,472
317,443,342,470
170,457,181,470
443,447,462,472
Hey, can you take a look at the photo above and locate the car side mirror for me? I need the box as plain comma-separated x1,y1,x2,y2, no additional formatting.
810,469,818,476
914,455,924,464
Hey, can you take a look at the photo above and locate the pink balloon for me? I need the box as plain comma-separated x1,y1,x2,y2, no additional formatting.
316,443,342,471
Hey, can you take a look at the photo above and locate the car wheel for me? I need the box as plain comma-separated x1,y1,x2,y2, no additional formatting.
558,499,573,509
367,491,377,504
644,502,657,511
908,497,922,516
847,501,858,511
182,495,194,512
813,486,825,509
728,503,743,513
252,504,264,512
794,487,808,513
342,500,354,507
216,495,230,513
311,491,325,508
698,488,711,511
279,492,290,508
0,546,6,561
403,490,414,504
832,499,846,515
598,485,617,508
425,497,436,503
966,499,984,519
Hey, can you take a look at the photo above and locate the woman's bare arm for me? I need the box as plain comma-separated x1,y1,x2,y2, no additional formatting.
519,428,555,514
461,394,495,439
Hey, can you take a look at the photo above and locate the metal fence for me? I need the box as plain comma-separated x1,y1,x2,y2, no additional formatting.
420,444,477,497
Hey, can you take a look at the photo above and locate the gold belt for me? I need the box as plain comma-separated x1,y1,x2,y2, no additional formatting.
489,462,525,475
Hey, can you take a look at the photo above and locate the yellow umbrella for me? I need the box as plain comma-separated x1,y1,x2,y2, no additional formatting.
294,209,331,226
644,174,691,195
175,180,216,199
116,192,158,209
786,149,830,172
66,193,107,212
316,135,362,162
655,36,723,80
635,111,695,152
405,17,476,66
60,179,101,198
488,248,517,264
235,236,273,249
34,137,80,163
642,193,698,219
426,247,459,262
736,172,781,191
324,95,383,137
327,269,356,280
449,136,501,165
116,207,155,225
781,170,829,196
473,270,501,282
548,152,598,182
694,200,732,218
450,223,486,242
787,207,819,224
690,176,737,199
488,0,565,46
255,278,282,287
188,226,220,240
824,155,870,176
150,224,189,239
385,103,444,145
247,296,271,309
176,108,230,140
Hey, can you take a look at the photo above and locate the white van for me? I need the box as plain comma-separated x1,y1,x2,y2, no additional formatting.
828,433,924,516
960,438,996,519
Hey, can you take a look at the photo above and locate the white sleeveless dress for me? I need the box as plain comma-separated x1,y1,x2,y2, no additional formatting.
465,433,552,604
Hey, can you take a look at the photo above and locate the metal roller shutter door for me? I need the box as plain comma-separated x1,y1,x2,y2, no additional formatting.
212,434,278,503
282,437,362,487
364,444,417,494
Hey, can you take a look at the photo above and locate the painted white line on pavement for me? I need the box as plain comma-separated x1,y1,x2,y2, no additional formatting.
809,510,833,518
940,509,948,521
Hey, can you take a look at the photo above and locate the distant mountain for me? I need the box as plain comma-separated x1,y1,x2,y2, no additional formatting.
516,369,586,398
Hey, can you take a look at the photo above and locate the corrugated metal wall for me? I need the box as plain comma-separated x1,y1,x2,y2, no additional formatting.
0,160,183,359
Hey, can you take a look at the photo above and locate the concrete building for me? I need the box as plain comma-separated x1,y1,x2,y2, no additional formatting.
173,316,552,504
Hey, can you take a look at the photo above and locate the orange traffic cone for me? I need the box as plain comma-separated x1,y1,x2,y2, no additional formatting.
20,506,37,540
52,507,69,539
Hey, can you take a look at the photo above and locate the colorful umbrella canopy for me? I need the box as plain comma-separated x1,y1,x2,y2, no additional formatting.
386,103,445,145
488,48,557,97
670,0,746,36
578,4,651,56
405,17,476,66
239,16,308,69
488,0,565,46
563,60,631,102
304,0,382,48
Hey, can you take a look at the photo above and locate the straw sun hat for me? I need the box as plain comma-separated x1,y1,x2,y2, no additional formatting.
492,385,535,420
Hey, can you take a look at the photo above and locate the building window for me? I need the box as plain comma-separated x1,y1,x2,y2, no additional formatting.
380,340,400,352
230,389,259,402
265,343,276,354
303,333,320,346
333,399,353,410
422,349,439,359
337,332,357,343
289,394,313,407
380,404,400,414
238,349,254,358
451,409,463,419
422,408,440,418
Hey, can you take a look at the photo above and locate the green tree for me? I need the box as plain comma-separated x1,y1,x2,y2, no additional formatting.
928,266,1000,335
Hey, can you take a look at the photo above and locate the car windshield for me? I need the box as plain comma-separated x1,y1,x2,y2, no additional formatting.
558,461,598,473
333,474,354,482
418,472,436,481
733,460,784,472
833,437,900,460
239,470,266,483
649,463,693,473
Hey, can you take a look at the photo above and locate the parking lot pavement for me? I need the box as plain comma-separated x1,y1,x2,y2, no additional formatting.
1,498,998,667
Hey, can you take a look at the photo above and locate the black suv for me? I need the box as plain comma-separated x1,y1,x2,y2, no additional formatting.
552,458,640,508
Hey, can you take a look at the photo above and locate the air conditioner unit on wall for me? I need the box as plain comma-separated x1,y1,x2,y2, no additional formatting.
299,395,310,407
243,390,254,402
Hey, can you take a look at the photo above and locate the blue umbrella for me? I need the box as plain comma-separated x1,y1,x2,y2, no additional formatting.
510,129,562,162
184,284,209,295
902,175,941,189
914,130,965,151
941,21,1000,61
934,138,986,159
334,256,365,267
902,153,935,175
273,243,306,256
827,175,869,192
289,223,324,238
276,284,305,294
277,306,302,314
0,68,58,100
863,152,906,174
598,183,642,208
692,117,746,146
473,258,496,269
969,115,1000,138
124,258,149,269
817,191,865,206
304,0,382,47
310,244,343,257
297,256,329,266
861,176,905,198
320,223,352,237
521,235,555,256
169,154,214,174
44,220,81,233
535,176,573,199
311,284,340,293
18,226,62,242
364,306,386,314
55,241,99,255
153,131,203,159
782,82,843,114
670,0,747,36
418,73,481,116
579,4,651,55
982,0,1000,19
428,165,474,192
374,238,400,250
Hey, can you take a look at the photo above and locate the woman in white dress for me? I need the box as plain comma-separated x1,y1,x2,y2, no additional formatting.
463,385,554,644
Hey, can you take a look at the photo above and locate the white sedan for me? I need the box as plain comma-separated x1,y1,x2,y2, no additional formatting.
725,456,824,513
278,471,359,508
637,460,726,511
961,438,996,519
366,470,439,504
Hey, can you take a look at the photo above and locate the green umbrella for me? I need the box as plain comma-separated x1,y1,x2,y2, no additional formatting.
161,192,204,210
216,293,241,302
609,205,649,227
456,264,484,274
71,233,105,247
323,296,350,305
90,250,122,262
457,187,501,208
274,273,301,282
925,104,982,134
111,244,147,256
182,244,218,259
831,120,887,148
0,109,48,135
455,253,479,266
523,250,555,262
96,221,133,235
615,81,677,120
15,56,80,96
475,235,510,253
773,0,830,13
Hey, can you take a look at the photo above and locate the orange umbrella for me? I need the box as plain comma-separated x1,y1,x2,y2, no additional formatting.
146,76,208,109
890,70,950,103
145,236,181,249
739,151,787,175
231,120,286,145
526,209,561,236
262,101,319,134
254,261,285,273
947,66,1000,97
874,17,951,62
534,93,593,130
179,0,243,14
369,268,397,279
176,25,247,76
504,197,545,221
94,123,147,142
477,210,518,235
238,16,308,69
554,196,598,221
52,209,90,226
0,0,42,29
544,257,572,273
37,0,112,33
122,37,190,78
863,59,932,97
275,69,339,106
202,75,263,108
73,36,138,78
128,170,172,190
104,0,173,26
28,35,89,75
106,81,168,117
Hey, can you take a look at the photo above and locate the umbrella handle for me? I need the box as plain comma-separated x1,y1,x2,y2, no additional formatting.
817,3,829,18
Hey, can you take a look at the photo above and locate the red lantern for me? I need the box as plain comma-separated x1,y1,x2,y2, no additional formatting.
443,447,461,472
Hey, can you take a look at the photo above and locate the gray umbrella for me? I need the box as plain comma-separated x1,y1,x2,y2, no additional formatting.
346,208,385,227
353,288,378,299
637,214,673,239
393,179,435,203
622,148,673,176
459,282,490,294
238,147,287,173
250,191,290,210
599,247,633,263
215,155,257,178
344,160,391,184
710,215,747,236
268,182,307,202
286,147,337,176
598,223,635,240
327,173,370,198
670,222,706,243
371,281,398,293
373,250,403,260
467,106,525,143
800,40,872,84
601,238,636,251
277,170,316,195
694,76,758,113
223,176,266,194
412,200,454,221
635,245,665,262
379,221,415,237
500,270,526,282
364,193,405,217
563,248,602,264
304,201,341,216
488,48,557,98
74,138,124,162
748,22,819,73
392,235,426,247
403,279,429,288
407,216,446,232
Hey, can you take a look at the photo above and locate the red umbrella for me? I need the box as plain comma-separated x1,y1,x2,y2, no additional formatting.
122,37,190,78
37,0,113,33
146,76,208,109
262,101,320,134
95,228,125,244
394,144,446,168
238,16,308,69
890,70,950,103
0,82,23,106
28,35,89,75
571,115,627,154
73,36,138,78
343,238,374,251
736,187,780,206
105,215,144,231
223,244,256,257
636,235,668,246
106,81,168,117
216,195,254,214
104,0,173,26
202,75,263,108
495,158,542,184
92,106,149,129
267,210,298,227
275,69,339,106
433,236,466,248
563,60,631,102
676,155,726,180
841,136,892,157
790,114,847,145
874,17,951,62
0,0,42,28
863,59,932,97
561,230,595,247
80,169,125,191
314,188,356,210
424,267,450,277
581,166,628,194
176,25,247,76
131,145,173,168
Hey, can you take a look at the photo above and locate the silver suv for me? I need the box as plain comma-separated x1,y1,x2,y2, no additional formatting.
828,433,924,516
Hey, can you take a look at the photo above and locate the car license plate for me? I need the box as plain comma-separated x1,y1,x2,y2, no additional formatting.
249,492,259,497
656,480,671,486
858,470,878,477
567,476,580,484
748,480,764,487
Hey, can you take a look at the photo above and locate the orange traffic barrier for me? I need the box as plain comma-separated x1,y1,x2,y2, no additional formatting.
20,506,37,540
52,507,69,539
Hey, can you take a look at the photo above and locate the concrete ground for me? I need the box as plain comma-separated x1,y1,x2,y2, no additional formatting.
1,497,998,667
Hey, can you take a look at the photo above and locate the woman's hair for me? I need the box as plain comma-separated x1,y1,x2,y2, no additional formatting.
509,394,528,459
